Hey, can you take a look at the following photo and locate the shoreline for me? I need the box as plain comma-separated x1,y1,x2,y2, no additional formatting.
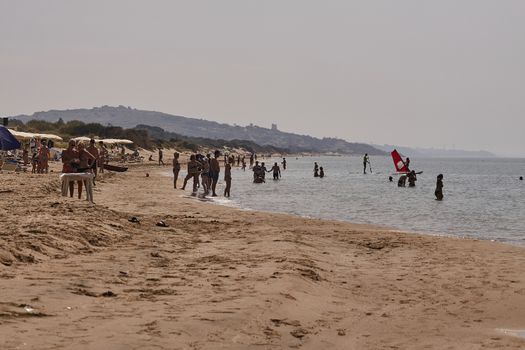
1,163,525,349
157,166,525,248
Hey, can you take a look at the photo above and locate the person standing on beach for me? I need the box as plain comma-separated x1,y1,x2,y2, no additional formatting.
270,162,281,180
314,162,319,177
281,157,287,170
172,152,181,189
98,141,108,174
87,139,100,184
435,174,444,200
363,153,369,174
200,154,211,195
224,161,232,197
241,159,246,171
61,140,80,197
209,150,221,197
182,154,201,192
158,148,165,166
319,167,325,178
405,157,411,171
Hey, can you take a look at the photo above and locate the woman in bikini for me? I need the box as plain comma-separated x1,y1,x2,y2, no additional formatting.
61,140,80,197
76,142,96,199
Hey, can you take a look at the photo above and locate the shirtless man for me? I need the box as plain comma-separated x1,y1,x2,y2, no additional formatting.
270,162,281,180
87,139,100,184
209,150,221,197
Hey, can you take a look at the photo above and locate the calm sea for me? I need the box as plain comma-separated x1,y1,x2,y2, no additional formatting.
173,156,525,245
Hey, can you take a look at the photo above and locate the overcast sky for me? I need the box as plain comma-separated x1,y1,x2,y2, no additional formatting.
1,0,524,156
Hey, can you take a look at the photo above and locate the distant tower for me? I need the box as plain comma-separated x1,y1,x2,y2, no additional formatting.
271,123,278,131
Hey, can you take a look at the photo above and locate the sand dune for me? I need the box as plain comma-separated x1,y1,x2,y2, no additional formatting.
1,163,524,349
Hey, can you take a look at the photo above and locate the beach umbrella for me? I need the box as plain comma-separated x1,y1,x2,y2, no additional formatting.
71,136,93,142
0,126,22,151
8,129,63,141
100,138,133,144
39,133,63,141
7,129,35,139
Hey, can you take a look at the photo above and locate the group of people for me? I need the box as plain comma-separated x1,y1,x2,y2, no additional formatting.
251,161,282,183
175,150,231,197
61,139,108,198
23,138,54,174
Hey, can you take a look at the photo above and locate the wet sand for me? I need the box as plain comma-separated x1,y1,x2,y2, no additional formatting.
1,162,525,349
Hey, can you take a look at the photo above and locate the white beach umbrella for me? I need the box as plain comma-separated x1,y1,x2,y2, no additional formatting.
71,136,93,142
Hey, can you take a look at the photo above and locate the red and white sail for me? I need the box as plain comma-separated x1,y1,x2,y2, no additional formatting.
391,150,409,173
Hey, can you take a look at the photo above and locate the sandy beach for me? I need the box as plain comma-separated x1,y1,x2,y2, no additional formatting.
1,162,525,349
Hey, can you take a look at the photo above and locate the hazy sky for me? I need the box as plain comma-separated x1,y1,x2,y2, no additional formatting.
1,1,524,156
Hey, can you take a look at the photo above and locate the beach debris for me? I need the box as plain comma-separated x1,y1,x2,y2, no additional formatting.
297,268,322,281
101,291,117,298
50,202,60,208
337,329,346,336
156,220,169,227
128,216,141,224
23,305,34,313
290,328,309,339
119,271,129,277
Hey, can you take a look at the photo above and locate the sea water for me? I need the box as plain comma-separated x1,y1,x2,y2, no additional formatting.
172,156,525,245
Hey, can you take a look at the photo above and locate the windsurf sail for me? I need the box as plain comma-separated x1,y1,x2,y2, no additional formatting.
391,149,409,173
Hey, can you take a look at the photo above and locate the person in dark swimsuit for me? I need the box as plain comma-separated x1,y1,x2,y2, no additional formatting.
435,174,444,200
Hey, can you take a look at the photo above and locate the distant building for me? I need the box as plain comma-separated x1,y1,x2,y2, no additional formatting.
271,123,278,131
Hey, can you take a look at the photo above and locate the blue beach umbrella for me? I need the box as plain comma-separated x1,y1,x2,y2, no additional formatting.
0,126,22,151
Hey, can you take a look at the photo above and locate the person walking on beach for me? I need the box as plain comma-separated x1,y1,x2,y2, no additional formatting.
224,161,232,197
319,167,325,178
209,150,221,197
281,157,287,170
241,159,246,171
172,152,181,189
363,153,369,174
314,162,319,177
182,154,201,192
435,174,444,200
158,148,165,166
270,162,281,180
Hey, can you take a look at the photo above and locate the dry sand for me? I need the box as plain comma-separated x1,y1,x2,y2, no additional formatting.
1,161,525,349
